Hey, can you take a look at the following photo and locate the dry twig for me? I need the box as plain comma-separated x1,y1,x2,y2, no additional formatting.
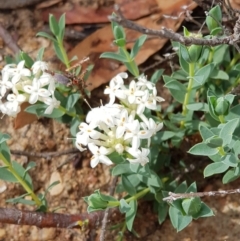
163,188,240,202
10,148,79,159
108,4,240,47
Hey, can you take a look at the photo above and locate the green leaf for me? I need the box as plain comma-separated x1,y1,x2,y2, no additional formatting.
119,199,131,213
126,200,137,231
192,202,214,219
66,93,81,111
36,47,45,61
222,168,240,184
205,136,223,148
186,103,209,112
113,25,125,40
210,69,229,80
70,117,81,137
36,32,56,42
0,133,11,144
58,14,65,41
25,104,64,118
0,142,11,163
124,61,139,77
206,5,222,33
219,118,239,146
0,166,18,182
108,152,125,164
6,193,36,205
150,69,164,84
154,131,175,142
164,79,186,103
121,175,136,196
169,206,192,232
25,161,36,173
199,125,215,141
193,63,214,86
221,153,238,168
130,35,147,59
112,163,132,176
53,42,65,63
100,52,128,62
49,14,59,36
179,44,191,63
137,171,162,188
113,38,126,47
12,161,33,189
188,143,219,156
203,162,229,177
185,182,197,193
182,197,202,216
157,202,168,224
20,52,34,68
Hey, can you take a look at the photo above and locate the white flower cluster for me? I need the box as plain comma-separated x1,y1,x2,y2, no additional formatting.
0,60,60,117
75,72,165,168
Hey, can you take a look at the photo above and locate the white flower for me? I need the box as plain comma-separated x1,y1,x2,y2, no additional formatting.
126,147,150,166
88,143,113,168
136,75,154,89
86,104,121,127
38,72,55,90
104,81,126,105
0,100,21,117
0,72,13,97
76,122,102,145
32,61,49,74
124,119,151,149
7,92,26,105
111,72,128,86
140,118,163,146
7,61,31,84
126,80,144,104
42,92,60,115
151,87,165,104
23,78,51,104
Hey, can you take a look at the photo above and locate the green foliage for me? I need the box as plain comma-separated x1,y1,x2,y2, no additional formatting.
2,5,240,238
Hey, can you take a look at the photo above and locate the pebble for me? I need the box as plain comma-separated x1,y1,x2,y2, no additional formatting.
48,171,64,196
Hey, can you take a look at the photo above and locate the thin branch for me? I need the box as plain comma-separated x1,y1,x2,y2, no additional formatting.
0,207,105,229
163,188,240,202
109,4,235,47
10,148,79,159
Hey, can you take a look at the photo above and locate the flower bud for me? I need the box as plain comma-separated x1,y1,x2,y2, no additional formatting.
214,97,230,116
188,45,203,63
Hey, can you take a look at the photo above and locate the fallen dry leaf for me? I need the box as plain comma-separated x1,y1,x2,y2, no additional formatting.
14,102,38,129
67,0,197,91
41,0,158,24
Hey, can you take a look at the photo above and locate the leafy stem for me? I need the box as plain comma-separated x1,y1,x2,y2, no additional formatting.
56,36,70,69
107,187,150,208
180,63,195,128
0,153,42,207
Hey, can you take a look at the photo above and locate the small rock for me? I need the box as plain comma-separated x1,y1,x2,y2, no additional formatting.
49,171,64,196
41,228,56,240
